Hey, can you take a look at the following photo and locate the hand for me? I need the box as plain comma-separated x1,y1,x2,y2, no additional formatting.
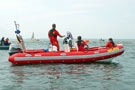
60,35,65,38
87,46,89,50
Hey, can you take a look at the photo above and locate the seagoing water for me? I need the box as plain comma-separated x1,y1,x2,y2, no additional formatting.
0,39,135,90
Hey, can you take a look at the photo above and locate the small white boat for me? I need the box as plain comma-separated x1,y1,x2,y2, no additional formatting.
31,32,40,41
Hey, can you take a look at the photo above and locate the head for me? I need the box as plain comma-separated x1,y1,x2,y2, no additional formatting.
109,38,113,42
109,38,115,46
52,24,56,29
78,36,82,41
2,37,4,40
67,34,70,39
6,38,9,40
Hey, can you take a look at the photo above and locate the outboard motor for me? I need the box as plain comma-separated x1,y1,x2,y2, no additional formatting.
9,21,26,56
9,43,23,56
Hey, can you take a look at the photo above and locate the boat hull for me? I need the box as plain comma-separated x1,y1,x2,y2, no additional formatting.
0,46,9,50
8,44,124,65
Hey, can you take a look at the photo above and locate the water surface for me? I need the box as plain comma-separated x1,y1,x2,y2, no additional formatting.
0,39,135,90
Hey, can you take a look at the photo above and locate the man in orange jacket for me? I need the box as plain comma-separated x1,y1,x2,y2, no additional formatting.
48,24,64,51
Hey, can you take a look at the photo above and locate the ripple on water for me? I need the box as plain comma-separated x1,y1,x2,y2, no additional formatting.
0,39,135,90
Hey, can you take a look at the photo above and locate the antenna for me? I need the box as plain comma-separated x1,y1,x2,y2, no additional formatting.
14,21,17,30
14,21,20,30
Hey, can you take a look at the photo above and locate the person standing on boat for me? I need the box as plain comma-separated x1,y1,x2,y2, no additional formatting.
48,24,65,51
0,37,5,46
106,38,116,47
76,36,89,51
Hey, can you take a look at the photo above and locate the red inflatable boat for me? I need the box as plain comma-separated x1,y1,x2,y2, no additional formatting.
8,23,124,65
8,44,124,65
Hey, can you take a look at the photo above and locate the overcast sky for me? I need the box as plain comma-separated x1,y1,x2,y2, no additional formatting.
0,0,135,39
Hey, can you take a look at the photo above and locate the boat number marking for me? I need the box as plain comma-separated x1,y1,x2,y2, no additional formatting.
35,54,41,57
61,53,66,56
26,54,32,57
108,47,119,52
94,52,99,54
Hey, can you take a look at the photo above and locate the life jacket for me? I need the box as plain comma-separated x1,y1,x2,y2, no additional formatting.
111,41,115,46
5,40,8,43
106,42,115,47
77,40,84,46
49,29,57,37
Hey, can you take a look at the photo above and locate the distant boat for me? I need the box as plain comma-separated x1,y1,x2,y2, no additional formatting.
0,45,9,50
31,32,34,40
0,39,10,50
31,32,40,41
99,38,105,42
0,42,10,50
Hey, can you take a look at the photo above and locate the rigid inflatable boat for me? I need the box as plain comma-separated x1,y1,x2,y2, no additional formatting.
9,43,124,65
8,22,124,65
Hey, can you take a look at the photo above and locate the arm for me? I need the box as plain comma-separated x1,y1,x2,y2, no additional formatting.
48,31,50,38
59,35,65,38
86,44,89,49
82,41,89,50
56,30,65,38
85,44,89,50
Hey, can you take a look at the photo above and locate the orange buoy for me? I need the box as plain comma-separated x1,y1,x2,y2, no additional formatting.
85,40,89,43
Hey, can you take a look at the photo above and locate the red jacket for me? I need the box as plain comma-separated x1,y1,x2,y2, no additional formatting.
48,29,61,50
77,40,87,51
106,42,115,47
5,40,9,44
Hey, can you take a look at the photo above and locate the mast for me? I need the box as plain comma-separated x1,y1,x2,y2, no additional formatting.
31,32,34,40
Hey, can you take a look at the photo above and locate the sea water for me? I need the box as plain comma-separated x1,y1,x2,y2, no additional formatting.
0,39,135,90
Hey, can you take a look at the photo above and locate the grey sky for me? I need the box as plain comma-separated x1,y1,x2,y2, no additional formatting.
0,0,135,39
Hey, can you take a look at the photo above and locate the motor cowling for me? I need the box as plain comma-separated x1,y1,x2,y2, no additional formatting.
9,44,23,56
